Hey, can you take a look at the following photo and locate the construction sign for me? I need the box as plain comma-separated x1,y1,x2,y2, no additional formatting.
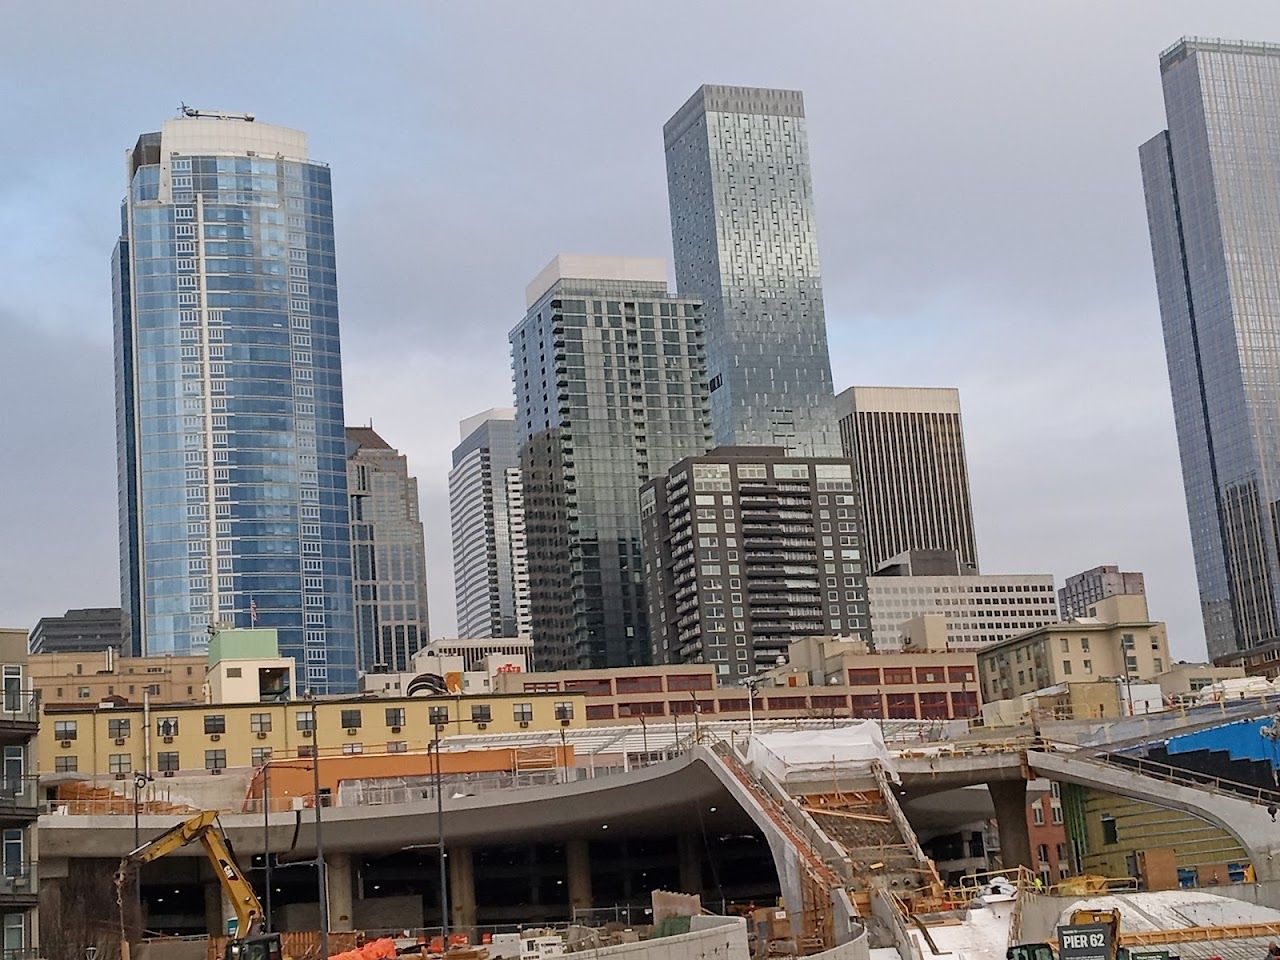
1057,923,1113,960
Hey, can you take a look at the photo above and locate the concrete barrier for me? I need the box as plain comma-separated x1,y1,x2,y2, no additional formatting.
583,915,749,960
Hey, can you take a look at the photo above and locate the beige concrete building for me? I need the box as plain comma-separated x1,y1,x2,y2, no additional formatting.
29,650,207,706
977,595,1170,702
1155,662,1246,698
0,628,39,956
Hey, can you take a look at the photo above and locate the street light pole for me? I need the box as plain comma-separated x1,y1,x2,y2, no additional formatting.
742,676,760,737
432,728,450,943
262,759,272,933
311,697,329,959
132,771,151,930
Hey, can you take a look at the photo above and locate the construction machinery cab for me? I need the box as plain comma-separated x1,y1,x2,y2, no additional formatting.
224,934,283,960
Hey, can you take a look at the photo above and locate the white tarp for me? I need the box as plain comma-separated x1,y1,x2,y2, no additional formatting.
745,722,898,783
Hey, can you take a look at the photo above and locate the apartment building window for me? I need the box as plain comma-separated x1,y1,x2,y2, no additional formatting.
340,710,362,729
108,718,131,739
204,715,226,735
1033,804,1045,825
513,703,534,723
250,714,272,733
54,757,77,773
554,702,574,721
157,717,179,737
384,708,406,728
342,743,363,755
1122,633,1135,651
387,741,407,753
1151,636,1161,650
882,667,913,685
1051,805,1063,824
3,831,23,878
54,720,77,741
1081,638,1090,652
1037,844,1049,864
1062,661,1072,675
1083,660,1093,675
298,745,315,759
296,711,315,732
158,752,180,772
109,754,130,775
471,704,492,723
205,750,227,771
1101,814,1117,844
251,747,272,765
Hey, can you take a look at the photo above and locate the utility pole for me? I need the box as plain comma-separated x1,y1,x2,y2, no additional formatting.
262,760,272,932
431,729,450,942
311,695,329,958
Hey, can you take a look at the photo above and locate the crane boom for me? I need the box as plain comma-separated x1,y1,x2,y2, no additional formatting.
121,810,265,937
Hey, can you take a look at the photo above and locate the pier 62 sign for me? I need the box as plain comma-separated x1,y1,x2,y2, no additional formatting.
1057,924,1113,960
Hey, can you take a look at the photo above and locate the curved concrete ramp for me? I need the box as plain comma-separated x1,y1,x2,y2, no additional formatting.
1028,750,1280,880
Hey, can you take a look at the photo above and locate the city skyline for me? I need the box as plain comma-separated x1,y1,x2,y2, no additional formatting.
10,4,1280,662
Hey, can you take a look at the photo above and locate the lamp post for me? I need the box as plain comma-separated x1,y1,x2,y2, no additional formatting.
689,692,701,742
639,714,648,759
132,771,152,927
741,675,762,737
431,727,450,943
310,696,329,960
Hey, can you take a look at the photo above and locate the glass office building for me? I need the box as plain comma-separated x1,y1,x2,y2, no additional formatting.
1141,39,1280,660
665,85,839,455
113,111,356,692
511,256,712,670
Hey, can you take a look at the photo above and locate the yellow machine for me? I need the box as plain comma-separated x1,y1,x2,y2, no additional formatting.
117,810,282,960
1008,908,1122,960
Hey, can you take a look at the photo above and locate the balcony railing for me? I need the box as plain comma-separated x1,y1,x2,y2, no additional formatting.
0,865,36,897
0,697,37,726
0,779,38,812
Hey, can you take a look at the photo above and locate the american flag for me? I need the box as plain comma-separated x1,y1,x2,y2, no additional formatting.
249,597,258,626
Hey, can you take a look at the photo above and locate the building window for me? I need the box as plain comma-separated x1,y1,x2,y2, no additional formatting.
251,747,272,765
882,667,914,685
204,715,226,735
1101,814,1117,844
554,702,574,721
387,741,407,753
385,707,406,728
296,711,315,732
109,754,130,775
205,750,227,771
1082,660,1093,675
158,752,180,772
108,718,131,739
471,704,492,723
250,713,272,733
1033,804,1045,825
1051,804,1063,824
848,668,880,685
54,757,77,773
513,703,534,723
3,830,23,878
340,710,362,729
342,742,363,755
54,720,77,741
1062,661,1073,676
297,745,315,759
1121,633,1135,650
157,717,179,737
429,706,449,726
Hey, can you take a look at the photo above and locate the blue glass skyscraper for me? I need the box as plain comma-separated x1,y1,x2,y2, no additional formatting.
113,110,356,692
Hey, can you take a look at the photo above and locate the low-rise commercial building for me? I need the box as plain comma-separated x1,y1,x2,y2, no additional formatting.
40,691,587,779
30,650,207,706
1155,662,1246,698
867,551,1058,652
977,595,1170,703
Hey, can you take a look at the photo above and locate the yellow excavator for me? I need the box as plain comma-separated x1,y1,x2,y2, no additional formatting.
116,810,281,960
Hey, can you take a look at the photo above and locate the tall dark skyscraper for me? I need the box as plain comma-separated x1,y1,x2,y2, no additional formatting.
113,111,357,692
511,255,712,670
1141,38,1280,661
836,386,978,575
665,85,839,455
347,427,430,672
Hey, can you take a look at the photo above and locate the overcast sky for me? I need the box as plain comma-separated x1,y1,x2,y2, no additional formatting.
6,2,1280,661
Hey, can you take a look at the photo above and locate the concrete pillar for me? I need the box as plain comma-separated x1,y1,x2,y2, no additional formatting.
566,839,592,916
677,833,703,896
988,779,1032,871
205,880,235,936
449,845,477,934
327,853,354,932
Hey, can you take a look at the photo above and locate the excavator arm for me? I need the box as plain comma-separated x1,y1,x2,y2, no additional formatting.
121,810,265,938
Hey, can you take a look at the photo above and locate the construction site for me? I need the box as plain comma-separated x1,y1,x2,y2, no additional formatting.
30,705,1280,960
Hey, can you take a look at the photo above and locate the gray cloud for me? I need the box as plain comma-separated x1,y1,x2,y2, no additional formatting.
5,1,1275,659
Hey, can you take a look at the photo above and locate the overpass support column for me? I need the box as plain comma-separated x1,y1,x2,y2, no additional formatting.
327,853,354,931
988,780,1032,871
204,880,234,936
566,839,592,916
678,834,703,895
449,845,477,934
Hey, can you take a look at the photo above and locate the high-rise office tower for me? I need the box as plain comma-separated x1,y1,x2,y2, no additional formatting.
113,110,356,692
641,446,871,673
511,255,712,670
346,427,430,672
449,408,531,639
836,386,978,574
1140,38,1280,660
1059,565,1146,621
665,85,838,455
